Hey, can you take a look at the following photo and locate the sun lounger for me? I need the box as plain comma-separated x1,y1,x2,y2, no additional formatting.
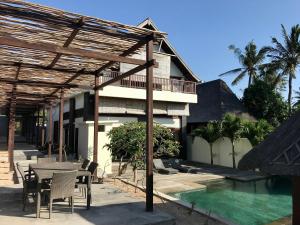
153,159,178,174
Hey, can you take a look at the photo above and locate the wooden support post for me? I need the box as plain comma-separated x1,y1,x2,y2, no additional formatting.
7,99,16,171
146,38,154,212
58,90,64,162
93,75,99,178
41,107,45,146
36,107,40,147
31,114,35,144
48,105,53,158
293,177,300,225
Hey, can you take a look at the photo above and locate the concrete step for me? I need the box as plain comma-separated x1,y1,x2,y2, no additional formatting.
0,162,9,168
0,167,9,173
0,180,15,186
0,172,14,180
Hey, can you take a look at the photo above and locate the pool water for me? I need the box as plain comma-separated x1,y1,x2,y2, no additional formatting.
171,177,292,225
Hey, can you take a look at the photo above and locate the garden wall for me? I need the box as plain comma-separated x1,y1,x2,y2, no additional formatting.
187,136,252,168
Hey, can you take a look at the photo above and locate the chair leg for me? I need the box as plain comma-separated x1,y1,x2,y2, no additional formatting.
49,198,53,219
22,192,26,212
71,197,74,214
84,188,87,199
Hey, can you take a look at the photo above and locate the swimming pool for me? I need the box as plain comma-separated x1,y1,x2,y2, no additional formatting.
170,177,292,225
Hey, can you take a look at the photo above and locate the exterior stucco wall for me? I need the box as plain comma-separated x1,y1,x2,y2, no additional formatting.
187,136,253,168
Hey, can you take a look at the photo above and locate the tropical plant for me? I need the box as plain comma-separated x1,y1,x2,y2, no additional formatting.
219,41,267,87
221,114,243,168
242,79,288,127
192,121,222,165
106,121,180,181
258,64,286,91
265,24,300,114
293,87,300,109
242,119,274,146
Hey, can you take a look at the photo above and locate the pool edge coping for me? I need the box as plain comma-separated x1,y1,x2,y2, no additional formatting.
116,177,238,225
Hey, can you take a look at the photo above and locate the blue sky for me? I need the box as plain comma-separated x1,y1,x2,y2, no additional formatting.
29,0,300,98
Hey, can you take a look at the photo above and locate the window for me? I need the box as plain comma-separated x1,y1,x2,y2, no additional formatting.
98,125,105,132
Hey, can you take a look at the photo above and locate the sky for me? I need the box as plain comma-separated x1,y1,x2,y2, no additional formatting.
29,0,300,98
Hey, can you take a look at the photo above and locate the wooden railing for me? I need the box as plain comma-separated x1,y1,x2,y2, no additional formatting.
100,71,196,94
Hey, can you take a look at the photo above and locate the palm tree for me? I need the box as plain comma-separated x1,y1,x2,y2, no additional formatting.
192,121,222,165
219,41,267,87
265,24,300,114
293,87,300,108
258,63,286,91
221,114,243,169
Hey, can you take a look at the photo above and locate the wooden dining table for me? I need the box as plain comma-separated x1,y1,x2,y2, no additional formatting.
29,162,91,218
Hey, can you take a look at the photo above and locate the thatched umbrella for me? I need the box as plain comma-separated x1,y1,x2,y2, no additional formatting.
239,110,300,225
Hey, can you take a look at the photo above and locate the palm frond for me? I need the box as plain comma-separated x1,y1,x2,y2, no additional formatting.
219,68,243,77
232,70,247,86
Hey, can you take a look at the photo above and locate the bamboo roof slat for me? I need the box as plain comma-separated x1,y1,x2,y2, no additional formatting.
0,0,165,111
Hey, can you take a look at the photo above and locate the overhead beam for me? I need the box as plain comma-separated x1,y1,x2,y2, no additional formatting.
0,78,93,89
48,17,84,68
48,68,86,96
94,59,156,90
94,38,150,75
0,61,94,75
0,36,153,66
5,91,58,99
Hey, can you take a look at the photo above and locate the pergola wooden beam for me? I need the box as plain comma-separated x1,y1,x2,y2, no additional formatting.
145,38,154,212
95,38,150,75
94,59,156,90
48,17,84,68
0,36,152,66
48,68,86,96
7,65,20,171
58,89,64,162
0,61,95,75
0,78,93,89
5,91,58,99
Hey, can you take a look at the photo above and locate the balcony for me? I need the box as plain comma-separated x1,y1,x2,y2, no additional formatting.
100,71,196,94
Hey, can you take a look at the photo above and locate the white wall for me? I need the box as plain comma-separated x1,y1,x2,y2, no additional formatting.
187,136,253,168
98,85,197,104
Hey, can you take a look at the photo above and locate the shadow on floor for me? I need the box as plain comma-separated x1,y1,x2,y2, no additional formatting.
0,185,174,225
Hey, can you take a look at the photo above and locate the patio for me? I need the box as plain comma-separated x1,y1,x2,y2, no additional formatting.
0,141,175,225
0,183,174,225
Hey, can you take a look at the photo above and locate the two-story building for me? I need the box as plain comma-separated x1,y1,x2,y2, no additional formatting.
50,18,199,174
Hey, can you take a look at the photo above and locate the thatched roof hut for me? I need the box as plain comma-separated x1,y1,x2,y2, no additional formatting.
238,110,300,225
238,109,300,176
188,79,254,124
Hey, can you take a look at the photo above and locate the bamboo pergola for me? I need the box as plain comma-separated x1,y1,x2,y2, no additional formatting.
0,0,165,212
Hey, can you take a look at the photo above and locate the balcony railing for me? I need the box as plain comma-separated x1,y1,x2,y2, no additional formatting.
100,71,196,94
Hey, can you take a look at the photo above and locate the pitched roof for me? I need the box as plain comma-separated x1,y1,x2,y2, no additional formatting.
238,110,300,176
137,18,200,82
188,79,253,123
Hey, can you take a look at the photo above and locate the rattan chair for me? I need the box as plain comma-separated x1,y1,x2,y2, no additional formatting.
76,162,98,199
37,157,56,164
43,171,77,218
81,159,90,170
16,163,37,211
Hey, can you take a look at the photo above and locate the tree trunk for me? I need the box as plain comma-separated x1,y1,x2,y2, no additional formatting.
232,140,236,169
133,168,137,183
248,74,252,87
288,74,293,115
209,143,214,165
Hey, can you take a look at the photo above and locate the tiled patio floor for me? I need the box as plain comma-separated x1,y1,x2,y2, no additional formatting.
0,183,174,225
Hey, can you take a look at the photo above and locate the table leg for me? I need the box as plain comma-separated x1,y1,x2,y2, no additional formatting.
36,182,41,218
87,175,91,210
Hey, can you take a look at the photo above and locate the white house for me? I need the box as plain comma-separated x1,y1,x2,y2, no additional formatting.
49,18,199,174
